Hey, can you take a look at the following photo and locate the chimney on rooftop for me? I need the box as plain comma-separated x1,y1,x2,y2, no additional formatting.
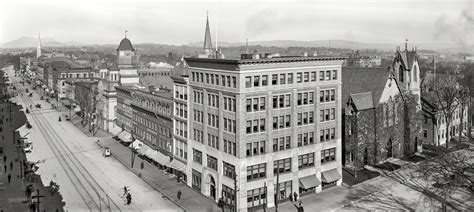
252,50,260,60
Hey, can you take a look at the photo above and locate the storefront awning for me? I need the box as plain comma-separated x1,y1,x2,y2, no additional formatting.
321,169,342,183
110,127,122,136
118,131,133,143
169,159,186,171
129,139,143,150
137,144,151,155
299,175,321,189
148,150,170,165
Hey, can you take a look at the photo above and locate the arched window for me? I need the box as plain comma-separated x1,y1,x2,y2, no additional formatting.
399,66,404,82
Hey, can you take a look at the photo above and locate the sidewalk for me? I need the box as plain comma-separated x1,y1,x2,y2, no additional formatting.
0,101,65,212
101,137,221,212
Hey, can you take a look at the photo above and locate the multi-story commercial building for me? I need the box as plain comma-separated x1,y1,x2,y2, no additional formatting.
184,55,345,211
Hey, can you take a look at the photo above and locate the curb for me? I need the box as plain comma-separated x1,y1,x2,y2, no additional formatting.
109,147,187,212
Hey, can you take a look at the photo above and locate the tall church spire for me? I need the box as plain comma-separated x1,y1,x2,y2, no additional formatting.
37,33,42,58
203,11,213,53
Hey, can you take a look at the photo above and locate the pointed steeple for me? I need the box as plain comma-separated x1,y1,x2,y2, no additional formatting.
203,11,213,53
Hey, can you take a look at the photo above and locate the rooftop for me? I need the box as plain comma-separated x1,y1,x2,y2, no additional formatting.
342,67,392,108
117,37,135,51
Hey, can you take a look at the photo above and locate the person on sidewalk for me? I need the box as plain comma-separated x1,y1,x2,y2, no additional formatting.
10,161,13,170
3,164,6,172
293,192,298,202
293,201,304,212
3,155,6,163
126,192,132,205
177,190,182,200
289,193,293,202
8,173,11,183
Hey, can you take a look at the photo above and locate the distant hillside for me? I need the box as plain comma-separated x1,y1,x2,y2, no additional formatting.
188,40,468,52
0,36,87,48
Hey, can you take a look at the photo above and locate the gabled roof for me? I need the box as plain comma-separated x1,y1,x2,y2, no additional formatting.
342,67,391,108
117,37,135,51
349,92,374,111
396,50,417,70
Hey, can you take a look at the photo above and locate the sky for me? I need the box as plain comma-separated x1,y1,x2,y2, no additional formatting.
0,0,472,45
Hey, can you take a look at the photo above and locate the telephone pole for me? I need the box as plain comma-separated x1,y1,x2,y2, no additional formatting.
233,170,238,212
275,163,280,212
31,189,45,212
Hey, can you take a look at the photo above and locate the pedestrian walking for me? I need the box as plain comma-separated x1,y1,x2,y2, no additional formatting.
3,155,6,162
293,192,298,201
177,190,182,200
3,164,6,172
293,201,304,212
289,193,293,202
8,173,11,183
126,192,132,205
10,161,13,170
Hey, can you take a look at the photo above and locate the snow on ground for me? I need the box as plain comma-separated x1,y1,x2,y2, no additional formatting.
11,73,180,212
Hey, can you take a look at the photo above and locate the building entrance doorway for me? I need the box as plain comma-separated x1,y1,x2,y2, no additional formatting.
387,138,393,158
209,175,216,200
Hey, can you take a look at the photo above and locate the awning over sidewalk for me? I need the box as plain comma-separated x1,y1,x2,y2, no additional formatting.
109,127,122,136
118,131,133,143
299,175,321,189
137,144,151,155
169,159,186,172
129,139,143,150
321,169,342,183
148,150,170,165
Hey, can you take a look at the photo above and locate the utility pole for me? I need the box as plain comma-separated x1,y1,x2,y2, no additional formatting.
275,163,280,212
233,169,238,212
263,182,268,212
31,189,44,212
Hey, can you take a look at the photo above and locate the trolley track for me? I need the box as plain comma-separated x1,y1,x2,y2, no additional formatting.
15,77,121,211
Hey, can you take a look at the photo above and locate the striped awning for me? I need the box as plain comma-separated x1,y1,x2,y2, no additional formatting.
118,131,133,143
169,159,186,171
137,144,151,155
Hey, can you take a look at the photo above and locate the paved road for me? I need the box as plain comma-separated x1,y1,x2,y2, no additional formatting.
9,67,181,211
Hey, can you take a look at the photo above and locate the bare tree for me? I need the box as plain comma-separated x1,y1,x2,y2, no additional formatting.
432,75,462,148
459,62,474,139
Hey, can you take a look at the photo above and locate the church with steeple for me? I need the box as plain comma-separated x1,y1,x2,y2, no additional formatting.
391,39,421,103
198,12,224,59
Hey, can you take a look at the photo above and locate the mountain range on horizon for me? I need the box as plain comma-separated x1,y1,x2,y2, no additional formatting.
1,36,473,54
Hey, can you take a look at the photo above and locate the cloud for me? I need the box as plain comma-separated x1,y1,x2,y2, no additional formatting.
433,8,474,45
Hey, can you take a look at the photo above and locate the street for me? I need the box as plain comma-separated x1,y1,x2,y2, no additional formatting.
7,65,181,211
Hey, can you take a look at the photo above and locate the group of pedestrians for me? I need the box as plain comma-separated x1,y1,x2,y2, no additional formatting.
3,155,13,184
289,191,304,212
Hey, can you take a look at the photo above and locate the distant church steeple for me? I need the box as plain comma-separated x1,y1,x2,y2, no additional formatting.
203,11,213,54
37,33,42,58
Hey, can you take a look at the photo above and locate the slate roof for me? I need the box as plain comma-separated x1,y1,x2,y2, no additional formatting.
396,50,417,70
342,67,391,109
350,92,374,110
117,38,135,51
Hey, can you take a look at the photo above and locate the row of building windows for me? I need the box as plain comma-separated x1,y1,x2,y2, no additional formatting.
192,169,235,205
247,163,266,181
192,151,237,179
320,128,336,142
223,118,237,134
297,111,314,126
321,148,336,164
175,140,187,160
175,120,187,138
133,114,172,138
273,136,291,152
246,118,266,134
193,91,204,104
175,102,187,119
193,110,204,123
208,113,219,128
223,162,235,178
134,99,172,117
208,93,219,108
223,139,236,156
320,89,336,103
273,115,291,130
246,97,266,112
298,153,315,169
272,94,291,109
297,132,314,147
297,91,314,106
246,140,266,157
191,72,237,88
223,96,236,112
321,108,336,122
245,70,338,89
174,85,188,101
193,128,204,143
207,133,219,150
